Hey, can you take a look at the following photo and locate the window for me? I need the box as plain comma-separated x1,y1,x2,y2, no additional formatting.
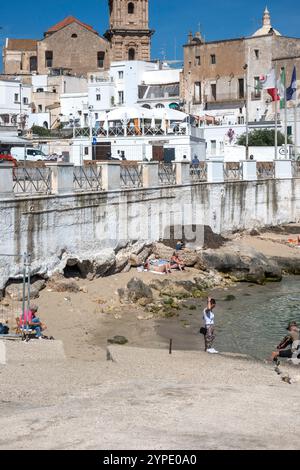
118,71,124,79
253,77,261,99
118,91,124,104
30,56,37,72
195,56,201,66
194,82,201,103
210,140,217,155
238,116,245,124
14,94,19,103
287,126,292,136
71,33,78,39
97,51,105,68
238,78,245,99
155,103,165,108
23,97,28,105
254,49,259,59
128,2,134,14
96,94,101,101
95,113,99,120
211,83,217,100
128,48,135,61
211,54,216,65
45,51,53,68
38,105,43,112
84,147,89,156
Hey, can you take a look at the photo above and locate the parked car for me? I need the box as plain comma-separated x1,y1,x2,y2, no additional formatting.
10,147,48,162
0,154,17,166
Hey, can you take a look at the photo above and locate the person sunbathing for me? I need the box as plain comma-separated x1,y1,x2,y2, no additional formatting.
170,252,185,271
144,259,172,274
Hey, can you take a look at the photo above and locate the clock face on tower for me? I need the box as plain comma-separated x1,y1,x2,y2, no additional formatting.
105,0,153,62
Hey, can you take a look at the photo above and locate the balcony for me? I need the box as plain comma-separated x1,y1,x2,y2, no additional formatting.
204,93,245,105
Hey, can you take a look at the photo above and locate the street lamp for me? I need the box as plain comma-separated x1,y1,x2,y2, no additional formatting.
243,64,249,160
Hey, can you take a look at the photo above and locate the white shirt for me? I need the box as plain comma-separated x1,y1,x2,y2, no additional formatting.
203,308,215,326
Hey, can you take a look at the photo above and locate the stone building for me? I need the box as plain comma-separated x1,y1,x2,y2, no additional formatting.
181,7,300,124
2,1,153,76
3,17,110,77
105,0,153,61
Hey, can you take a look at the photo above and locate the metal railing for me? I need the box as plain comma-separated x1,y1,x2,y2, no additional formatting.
292,161,300,177
190,163,207,182
224,162,243,181
158,163,176,186
257,162,275,180
13,167,52,195
73,165,103,192
120,163,143,189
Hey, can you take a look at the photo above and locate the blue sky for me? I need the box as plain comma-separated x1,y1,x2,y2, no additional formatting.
1,0,299,63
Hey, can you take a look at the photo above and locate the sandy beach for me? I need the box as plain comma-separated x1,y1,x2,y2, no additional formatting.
0,228,300,450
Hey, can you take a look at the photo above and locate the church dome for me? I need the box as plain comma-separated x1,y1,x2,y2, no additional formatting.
252,7,281,37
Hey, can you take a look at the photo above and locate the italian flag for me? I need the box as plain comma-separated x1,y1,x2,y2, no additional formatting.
279,67,286,109
259,69,280,101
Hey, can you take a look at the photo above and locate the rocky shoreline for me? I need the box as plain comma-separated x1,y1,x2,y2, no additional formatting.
2,224,300,303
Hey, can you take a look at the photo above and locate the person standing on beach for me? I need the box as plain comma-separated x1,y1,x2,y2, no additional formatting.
203,298,218,354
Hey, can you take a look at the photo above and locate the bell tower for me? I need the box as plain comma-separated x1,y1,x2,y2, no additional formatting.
105,0,154,61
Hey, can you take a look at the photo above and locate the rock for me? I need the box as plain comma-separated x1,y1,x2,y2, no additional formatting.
129,246,152,267
250,229,260,236
107,335,128,345
179,250,200,267
79,286,88,293
5,279,46,301
47,275,80,293
120,278,153,304
202,243,282,285
224,294,236,301
153,243,174,261
160,284,190,299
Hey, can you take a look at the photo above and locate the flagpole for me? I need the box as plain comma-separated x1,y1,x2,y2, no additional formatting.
275,64,278,160
294,101,297,159
284,67,288,159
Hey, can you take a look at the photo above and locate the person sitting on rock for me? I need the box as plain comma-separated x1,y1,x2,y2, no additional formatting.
170,252,185,271
272,321,300,363
175,240,184,252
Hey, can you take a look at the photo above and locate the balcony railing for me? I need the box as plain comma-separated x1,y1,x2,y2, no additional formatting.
120,163,143,189
224,162,243,181
73,165,103,192
3,160,299,198
13,167,52,195
190,163,207,182
257,162,275,179
74,125,189,138
158,163,176,186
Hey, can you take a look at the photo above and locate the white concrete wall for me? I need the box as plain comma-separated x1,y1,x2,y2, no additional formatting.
0,177,299,290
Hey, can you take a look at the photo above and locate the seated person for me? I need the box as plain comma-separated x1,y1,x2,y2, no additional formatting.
175,240,184,252
272,321,300,362
19,305,46,339
170,252,185,271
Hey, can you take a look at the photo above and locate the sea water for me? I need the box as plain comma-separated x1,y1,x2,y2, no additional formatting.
156,276,300,361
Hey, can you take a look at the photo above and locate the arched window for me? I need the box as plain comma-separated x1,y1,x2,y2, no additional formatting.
128,48,135,61
155,104,165,109
128,2,134,14
142,104,151,109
